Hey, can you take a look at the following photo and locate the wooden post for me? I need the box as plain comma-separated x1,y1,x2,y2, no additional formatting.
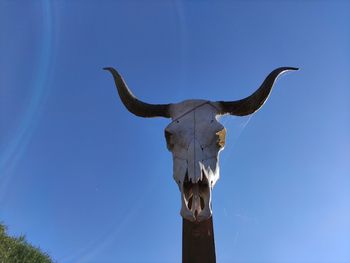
182,217,216,263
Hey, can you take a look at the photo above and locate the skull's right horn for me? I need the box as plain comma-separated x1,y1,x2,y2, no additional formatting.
104,67,171,118
216,67,299,116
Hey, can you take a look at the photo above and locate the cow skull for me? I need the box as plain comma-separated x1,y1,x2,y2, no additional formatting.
104,67,298,222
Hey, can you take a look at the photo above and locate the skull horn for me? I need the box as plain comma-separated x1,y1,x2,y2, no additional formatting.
104,67,171,118
217,67,299,116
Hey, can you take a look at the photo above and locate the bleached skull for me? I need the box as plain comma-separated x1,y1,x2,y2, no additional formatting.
104,67,298,222
165,100,225,221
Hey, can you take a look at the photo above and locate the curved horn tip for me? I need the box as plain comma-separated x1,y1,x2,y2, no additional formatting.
103,67,122,78
280,66,299,72
103,67,115,72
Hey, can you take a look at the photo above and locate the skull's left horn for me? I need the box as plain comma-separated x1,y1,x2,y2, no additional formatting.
216,67,299,116
104,67,171,118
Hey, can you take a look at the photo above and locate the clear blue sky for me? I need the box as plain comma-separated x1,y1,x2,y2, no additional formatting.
1,1,349,262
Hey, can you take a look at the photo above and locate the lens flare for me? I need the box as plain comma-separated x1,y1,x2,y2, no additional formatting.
0,0,54,199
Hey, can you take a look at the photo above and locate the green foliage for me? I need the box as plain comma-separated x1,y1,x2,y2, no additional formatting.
0,223,54,263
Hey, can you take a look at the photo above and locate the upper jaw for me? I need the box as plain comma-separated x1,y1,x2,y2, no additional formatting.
180,171,212,222
172,156,219,222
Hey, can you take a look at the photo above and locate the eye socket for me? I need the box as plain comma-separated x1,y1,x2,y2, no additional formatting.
216,128,226,148
164,130,174,150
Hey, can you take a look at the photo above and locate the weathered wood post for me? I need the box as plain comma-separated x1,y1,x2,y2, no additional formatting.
104,66,298,262
183,218,216,263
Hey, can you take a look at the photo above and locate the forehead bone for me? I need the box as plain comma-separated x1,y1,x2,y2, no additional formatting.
165,100,225,159
166,100,224,136
169,100,220,120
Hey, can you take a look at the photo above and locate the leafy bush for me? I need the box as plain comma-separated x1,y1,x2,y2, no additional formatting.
0,223,54,263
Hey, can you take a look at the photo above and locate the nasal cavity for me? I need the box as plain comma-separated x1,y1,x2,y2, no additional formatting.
188,196,193,210
200,196,205,210
188,195,205,210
